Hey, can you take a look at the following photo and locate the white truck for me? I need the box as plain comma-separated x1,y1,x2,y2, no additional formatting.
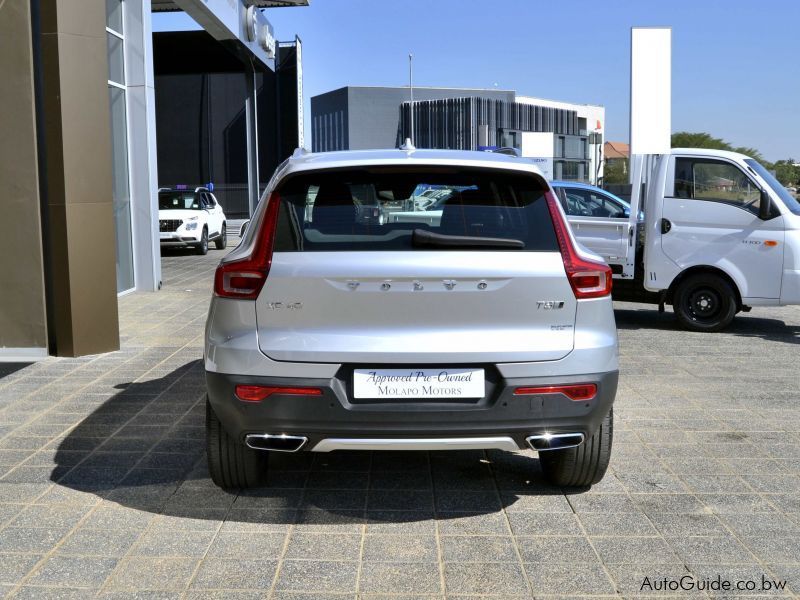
601,148,800,331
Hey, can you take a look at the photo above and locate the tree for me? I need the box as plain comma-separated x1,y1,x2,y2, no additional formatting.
603,159,628,184
671,131,768,165
773,160,800,187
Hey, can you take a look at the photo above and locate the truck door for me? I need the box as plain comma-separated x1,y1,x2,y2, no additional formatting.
560,186,628,267
659,155,784,299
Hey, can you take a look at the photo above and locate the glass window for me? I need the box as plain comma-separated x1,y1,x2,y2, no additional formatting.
159,192,202,210
564,137,582,159
745,158,800,216
106,0,123,33
556,136,564,158
107,32,124,84
563,189,627,218
674,158,762,215
108,86,134,292
271,168,557,252
558,161,580,180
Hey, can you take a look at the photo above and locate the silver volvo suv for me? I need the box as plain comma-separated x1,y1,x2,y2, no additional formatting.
205,148,618,489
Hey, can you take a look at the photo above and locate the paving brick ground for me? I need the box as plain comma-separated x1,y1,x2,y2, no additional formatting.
1,245,799,598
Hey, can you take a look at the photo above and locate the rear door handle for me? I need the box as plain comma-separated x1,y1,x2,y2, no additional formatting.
661,218,672,234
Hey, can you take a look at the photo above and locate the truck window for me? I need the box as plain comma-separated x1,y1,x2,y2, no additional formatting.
674,158,762,215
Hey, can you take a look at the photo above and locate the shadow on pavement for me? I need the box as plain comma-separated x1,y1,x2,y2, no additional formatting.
48,360,574,525
615,306,800,343
0,363,33,380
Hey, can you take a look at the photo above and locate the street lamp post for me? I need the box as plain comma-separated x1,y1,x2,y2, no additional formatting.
408,53,414,144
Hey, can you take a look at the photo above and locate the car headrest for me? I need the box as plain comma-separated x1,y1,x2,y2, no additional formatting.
314,183,354,207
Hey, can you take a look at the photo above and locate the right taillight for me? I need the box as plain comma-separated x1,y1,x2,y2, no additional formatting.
214,192,281,300
544,190,612,299
513,383,597,401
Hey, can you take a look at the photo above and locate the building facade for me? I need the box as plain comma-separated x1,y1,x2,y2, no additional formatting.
310,86,605,183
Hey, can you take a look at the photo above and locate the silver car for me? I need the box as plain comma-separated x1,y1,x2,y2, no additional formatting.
205,148,618,489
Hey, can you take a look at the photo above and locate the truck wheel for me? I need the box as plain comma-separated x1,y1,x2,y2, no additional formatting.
673,273,737,332
539,408,613,488
214,223,227,250
206,397,268,488
195,228,208,255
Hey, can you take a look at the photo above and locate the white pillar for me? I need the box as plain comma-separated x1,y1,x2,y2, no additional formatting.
126,0,161,291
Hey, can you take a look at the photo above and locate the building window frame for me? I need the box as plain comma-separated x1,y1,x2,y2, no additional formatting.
106,1,137,294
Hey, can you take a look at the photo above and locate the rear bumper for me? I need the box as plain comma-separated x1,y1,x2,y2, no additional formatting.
205,369,617,451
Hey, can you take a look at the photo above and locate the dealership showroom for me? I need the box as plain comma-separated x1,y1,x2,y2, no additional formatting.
1,0,800,597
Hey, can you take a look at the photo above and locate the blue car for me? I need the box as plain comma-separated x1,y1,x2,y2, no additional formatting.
551,180,634,219
550,181,640,269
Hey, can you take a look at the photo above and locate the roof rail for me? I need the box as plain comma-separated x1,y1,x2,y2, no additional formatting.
399,138,416,151
157,187,170,192
194,186,209,193
489,147,521,157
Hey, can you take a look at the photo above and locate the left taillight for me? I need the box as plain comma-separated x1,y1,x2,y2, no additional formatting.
544,190,612,300
214,192,281,300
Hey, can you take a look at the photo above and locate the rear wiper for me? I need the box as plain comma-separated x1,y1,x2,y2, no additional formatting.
412,229,524,249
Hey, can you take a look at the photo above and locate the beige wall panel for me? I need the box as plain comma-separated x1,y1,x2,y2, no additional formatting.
0,0,49,351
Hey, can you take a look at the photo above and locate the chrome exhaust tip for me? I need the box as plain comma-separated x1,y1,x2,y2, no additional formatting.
245,434,308,452
526,433,585,451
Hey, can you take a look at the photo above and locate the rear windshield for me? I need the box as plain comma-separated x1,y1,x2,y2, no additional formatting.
272,167,557,251
159,192,201,210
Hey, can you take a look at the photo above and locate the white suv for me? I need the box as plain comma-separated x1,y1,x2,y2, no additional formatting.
205,148,618,489
158,187,227,255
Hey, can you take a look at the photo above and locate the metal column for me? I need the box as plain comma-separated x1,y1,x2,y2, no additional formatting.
245,61,260,217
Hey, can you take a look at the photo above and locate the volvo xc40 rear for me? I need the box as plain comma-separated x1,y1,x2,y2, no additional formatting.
204,148,618,488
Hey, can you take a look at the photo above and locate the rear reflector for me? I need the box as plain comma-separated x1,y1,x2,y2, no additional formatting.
235,385,323,403
513,384,597,401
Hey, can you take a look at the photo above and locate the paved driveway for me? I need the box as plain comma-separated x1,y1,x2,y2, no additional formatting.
1,247,799,598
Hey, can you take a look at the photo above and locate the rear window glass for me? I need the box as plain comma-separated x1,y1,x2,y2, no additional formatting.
272,167,557,252
159,192,201,210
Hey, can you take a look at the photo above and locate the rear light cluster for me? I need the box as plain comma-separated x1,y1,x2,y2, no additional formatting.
214,193,282,299
544,190,612,299
513,384,597,401
235,385,323,402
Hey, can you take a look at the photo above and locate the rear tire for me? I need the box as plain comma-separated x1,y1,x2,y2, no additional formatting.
195,228,209,255
206,397,268,488
539,408,613,487
214,223,227,249
673,273,737,332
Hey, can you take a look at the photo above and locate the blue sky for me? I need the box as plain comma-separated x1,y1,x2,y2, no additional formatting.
154,0,800,161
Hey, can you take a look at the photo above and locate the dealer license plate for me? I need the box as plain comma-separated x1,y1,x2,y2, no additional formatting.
353,368,485,399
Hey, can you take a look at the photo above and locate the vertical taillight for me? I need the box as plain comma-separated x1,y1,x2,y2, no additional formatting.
544,190,612,300
214,193,281,300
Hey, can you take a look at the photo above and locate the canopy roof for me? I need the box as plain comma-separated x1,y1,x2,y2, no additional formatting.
152,0,308,11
